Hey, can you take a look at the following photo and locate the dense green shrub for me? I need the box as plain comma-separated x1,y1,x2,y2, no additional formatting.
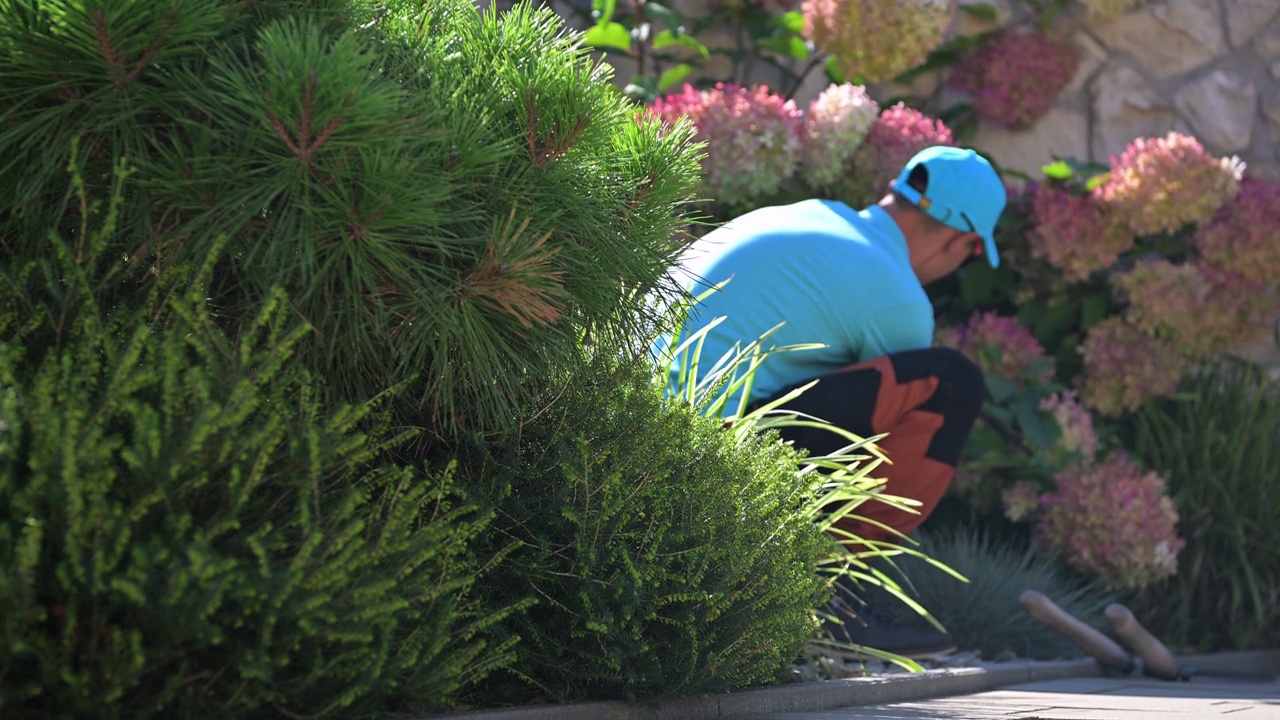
0,297,508,718
0,181,510,716
0,0,700,437
460,358,835,702
1128,362,1280,651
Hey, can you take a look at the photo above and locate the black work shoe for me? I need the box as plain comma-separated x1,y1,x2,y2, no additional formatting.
808,595,957,661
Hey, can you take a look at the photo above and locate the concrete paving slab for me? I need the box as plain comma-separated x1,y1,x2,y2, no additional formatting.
414,650,1280,720
757,669,1280,719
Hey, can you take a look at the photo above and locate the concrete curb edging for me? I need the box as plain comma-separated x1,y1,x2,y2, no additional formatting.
421,658,1102,720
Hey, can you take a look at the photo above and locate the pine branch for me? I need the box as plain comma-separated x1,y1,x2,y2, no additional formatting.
91,8,177,90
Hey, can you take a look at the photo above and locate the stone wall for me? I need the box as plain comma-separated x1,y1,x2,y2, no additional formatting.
902,0,1280,180
539,0,1280,179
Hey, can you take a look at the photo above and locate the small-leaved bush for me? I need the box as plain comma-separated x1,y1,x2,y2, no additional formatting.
460,356,836,702
0,158,510,718
1128,362,1280,651
0,295,509,718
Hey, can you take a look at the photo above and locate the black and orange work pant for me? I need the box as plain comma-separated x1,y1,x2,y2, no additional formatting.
759,347,985,548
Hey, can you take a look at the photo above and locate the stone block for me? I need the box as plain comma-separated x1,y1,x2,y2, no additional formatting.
1224,0,1280,48
1090,63,1177,160
1093,0,1225,80
973,108,1089,176
1064,31,1108,96
1254,14,1280,59
1173,70,1258,153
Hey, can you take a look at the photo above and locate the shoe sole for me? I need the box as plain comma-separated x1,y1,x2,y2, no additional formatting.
805,640,959,662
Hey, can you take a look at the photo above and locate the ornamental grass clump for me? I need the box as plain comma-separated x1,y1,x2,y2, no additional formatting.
882,528,1114,661
836,103,954,210
1194,177,1280,284
1036,453,1184,590
1131,362,1280,651
650,82,802,209
1028,180,1134,281
801,83,879,191
948,31,1080,130
1095,132,1243,237
802,0,954,84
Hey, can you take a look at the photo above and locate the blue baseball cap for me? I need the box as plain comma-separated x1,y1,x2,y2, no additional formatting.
892,146,1007,268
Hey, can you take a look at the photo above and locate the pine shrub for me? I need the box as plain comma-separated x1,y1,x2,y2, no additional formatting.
459,358,833,703
0,0,701,438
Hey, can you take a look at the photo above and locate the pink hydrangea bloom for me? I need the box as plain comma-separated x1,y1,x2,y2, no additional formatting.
948,31,1080,130
1195,263,1279,350
1114,259,1276,358
802,0,954,84
1094,132,1243,237
1194,177,1280,285
1036,453,1184,589
801,83,880,190
648,83,803,208
1001,480,1042,523
836,103,954,209
937,311,1054,384
1028,181,1134,281
1040,390,1098,465
1078,317,1188,416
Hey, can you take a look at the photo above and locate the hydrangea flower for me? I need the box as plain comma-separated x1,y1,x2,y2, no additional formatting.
1114,259,1276,358
1194,263,1278,350
1094,132,1244,237
1028,181,1134,281
937,311,1054,384
1001,480,1042,523
948,30,1080,130
648,83,803,208
803,0,954,84
801,83,880,190
1078,317,1188,416
1194,177,1280,285
1040,390,1098,465
1036,452,1184,589
836,103,954,209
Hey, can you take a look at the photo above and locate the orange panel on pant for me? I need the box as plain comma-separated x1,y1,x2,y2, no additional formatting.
833,357,953,549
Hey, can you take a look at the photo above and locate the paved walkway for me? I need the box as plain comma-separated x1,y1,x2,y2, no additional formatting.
760,672,1280,719
422,652,1280,720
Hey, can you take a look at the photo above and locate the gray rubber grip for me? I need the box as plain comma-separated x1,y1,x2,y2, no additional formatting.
1105,603,1181,680
1019,590,1133,673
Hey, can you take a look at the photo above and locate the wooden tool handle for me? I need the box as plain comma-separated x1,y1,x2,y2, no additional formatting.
1105,603,1181,680
1019,590,1134,673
